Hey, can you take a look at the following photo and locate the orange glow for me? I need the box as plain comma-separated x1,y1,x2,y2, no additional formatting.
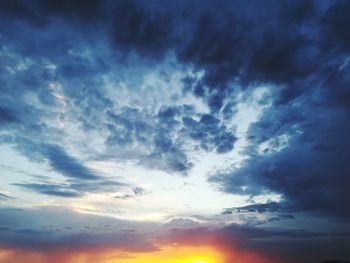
0,246,224,263
0,244,277,263
106,245,224,263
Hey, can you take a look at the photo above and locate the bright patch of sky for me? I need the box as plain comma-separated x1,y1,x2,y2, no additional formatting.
0,59,274,222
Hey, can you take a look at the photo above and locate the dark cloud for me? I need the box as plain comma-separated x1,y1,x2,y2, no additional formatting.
210,105,350,219
159,224,350,263
181,113,236,153
13,180,129,198
13,183,81,197
69,180,127,193
1,1,350,261
0,192,13,200
279,214,295,220
37,0,102,20
222,223,349,239
44,145,99,180
115,187,148,200
219,223,350,263
0,207,158,251
0,0,104,27
103,103,236,174
0,0,320,108
5,139,102,181
0,106,18,125
222,202,283,214
111,0,175,58
322,0,350,52
0,0,348,184
0,0,348,200
105,106,195,175
13,173,129,198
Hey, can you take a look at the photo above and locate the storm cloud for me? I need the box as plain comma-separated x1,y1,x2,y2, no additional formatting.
1,0,350,262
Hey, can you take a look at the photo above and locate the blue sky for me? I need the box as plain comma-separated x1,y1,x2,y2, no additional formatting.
1,1,350,262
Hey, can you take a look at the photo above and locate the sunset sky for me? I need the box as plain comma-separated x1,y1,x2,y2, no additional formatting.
1,0,350,262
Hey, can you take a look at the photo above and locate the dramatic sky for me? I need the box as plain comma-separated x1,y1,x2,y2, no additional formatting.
1,0,350,262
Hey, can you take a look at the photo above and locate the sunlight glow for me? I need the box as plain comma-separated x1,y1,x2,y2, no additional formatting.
106,245,223,263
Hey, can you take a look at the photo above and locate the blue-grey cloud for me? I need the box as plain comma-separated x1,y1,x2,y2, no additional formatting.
160,224,350,263
210,105,350,219
181,113,236,153
220,223,350,263
0,207,159,251
13,183,81,197
5,140,102,181
1,1,350,262
115,187,148,200
13,174,129,198
0,0,349,211
0,192,13,200
222,202,283,214
0,106,18,125
222,223,350,239
44,145,98,180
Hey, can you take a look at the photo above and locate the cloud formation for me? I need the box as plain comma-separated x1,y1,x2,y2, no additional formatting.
1,1,350,262
0,207,158,251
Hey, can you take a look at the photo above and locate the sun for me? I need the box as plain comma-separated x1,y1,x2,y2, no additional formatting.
192,261,208,263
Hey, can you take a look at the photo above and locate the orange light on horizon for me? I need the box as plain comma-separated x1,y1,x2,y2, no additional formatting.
0,243,277,263
106,245,224,263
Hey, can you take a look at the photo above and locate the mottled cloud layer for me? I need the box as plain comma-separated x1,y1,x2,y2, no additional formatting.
1,0,350,262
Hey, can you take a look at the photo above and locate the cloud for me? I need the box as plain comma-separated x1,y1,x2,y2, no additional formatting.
0,206,349,263
115,187,148,200
0,32,237,176
160,223,350,263
8,140,115,188
0,207,158,251
181,113,236,153
0,106,18,125
0,192,13,201
219,224,350,263
1,1,350,262
44,145,99,180
13,174,129,198
210,104,350,219
111,0,175,58
13,183,81,197
222,223,350,239
222,202,283,214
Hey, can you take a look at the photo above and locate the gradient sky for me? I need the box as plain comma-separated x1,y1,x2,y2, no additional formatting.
1,0,350,262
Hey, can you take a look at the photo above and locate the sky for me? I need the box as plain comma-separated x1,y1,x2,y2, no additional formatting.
0,0,350,262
